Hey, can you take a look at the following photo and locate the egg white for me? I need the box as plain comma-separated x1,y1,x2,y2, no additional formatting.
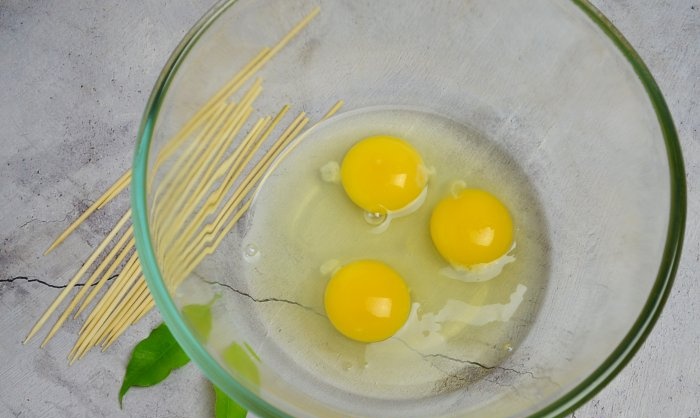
439,243,516,283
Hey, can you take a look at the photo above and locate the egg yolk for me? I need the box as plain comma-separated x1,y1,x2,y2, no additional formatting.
430,188,514,267
324,260,411,343
340,135,427,214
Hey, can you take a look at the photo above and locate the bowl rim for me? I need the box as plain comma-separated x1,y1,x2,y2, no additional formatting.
130,1,687,417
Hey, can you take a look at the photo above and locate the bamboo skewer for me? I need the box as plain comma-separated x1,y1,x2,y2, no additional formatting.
101,298,155,352
171,113,310,284
29,7,332,358
90,279,149,349
40,224,134,346
178,101,343,282
161,114,278,271
161,78,261,200
164,106,258,226
100,281,151,346
78,113,271,353
78,252,140,337
44,171,131,255
152,48,271,174
25,210,132,344
150,5,320,175
70,266,142,360
96,113,269,350
75,237,135,317
150,101,232,221
180,106,292,239
165,112,307,269
150,101,234,247
321,100,345,121
41,6,319,256
155,81,263,241
164,117,270,238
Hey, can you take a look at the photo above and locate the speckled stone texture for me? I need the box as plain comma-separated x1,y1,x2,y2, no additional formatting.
0,1,698,417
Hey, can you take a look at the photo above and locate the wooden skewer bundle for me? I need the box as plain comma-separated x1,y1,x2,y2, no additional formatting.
24,7,343,362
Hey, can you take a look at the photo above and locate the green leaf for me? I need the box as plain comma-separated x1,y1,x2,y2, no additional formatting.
181,294,219,343
118,323,191,406
221,342,260,388
214,384,247,418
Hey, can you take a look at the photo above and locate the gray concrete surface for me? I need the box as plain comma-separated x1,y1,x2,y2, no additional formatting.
1,0,698,417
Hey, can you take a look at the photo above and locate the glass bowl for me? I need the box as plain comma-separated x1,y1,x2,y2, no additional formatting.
131,0,686,417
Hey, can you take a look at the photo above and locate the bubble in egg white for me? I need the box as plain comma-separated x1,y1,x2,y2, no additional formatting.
369,186,429,234
243,244,261,263
319,161,341,183
363,211,387,226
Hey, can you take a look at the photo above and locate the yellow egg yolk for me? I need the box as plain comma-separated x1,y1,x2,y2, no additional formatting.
324,260,411,343
430,188,514,267
340,135,427,214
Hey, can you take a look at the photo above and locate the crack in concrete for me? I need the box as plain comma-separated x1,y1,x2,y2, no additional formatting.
204,279,325,317
396,339,531,397
396,338,493,372
0,274,118,289
18,214,70,229
396,337,557,388
425,351,555,383
422,351,496,371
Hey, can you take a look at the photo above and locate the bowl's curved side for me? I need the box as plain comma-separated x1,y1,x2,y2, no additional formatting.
529,1,686,417
131,1,294,417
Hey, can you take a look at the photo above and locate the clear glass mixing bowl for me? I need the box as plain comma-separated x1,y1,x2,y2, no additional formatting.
131,0,686,417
